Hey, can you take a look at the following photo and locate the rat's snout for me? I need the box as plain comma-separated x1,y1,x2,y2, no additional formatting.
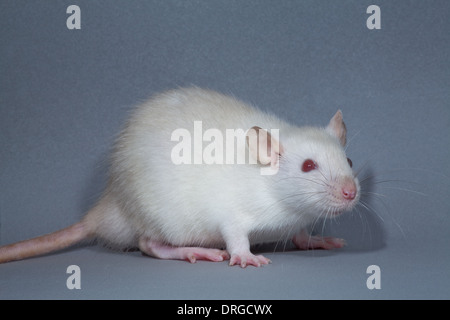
341,178,357,201
342,185,356,200
326,175,359,213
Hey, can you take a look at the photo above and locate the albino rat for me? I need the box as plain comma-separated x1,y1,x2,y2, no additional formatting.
0,88,359,267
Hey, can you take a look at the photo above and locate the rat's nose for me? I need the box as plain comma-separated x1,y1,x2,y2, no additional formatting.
342,181,357,201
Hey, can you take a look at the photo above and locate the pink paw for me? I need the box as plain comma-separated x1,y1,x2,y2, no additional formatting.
183,248,230,264
293,233,346,250
229,253,271,268
138,238,230,263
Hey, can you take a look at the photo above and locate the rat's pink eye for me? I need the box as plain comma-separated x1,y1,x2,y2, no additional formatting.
301,159,317,172
347,157,353,168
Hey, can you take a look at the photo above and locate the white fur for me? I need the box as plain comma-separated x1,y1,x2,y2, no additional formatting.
89,88,359,250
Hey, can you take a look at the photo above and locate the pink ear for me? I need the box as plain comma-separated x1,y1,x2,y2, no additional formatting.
246,126,284,167
326,110,347,146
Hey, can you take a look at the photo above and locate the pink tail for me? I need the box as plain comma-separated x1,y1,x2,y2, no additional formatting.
0,222,91,263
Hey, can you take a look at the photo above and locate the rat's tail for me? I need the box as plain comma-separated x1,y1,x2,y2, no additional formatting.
0,221,93,264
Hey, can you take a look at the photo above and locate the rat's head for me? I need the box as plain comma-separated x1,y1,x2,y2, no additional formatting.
247,110,360,217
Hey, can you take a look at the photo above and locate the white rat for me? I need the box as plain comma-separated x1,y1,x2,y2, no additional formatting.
0,88,359,267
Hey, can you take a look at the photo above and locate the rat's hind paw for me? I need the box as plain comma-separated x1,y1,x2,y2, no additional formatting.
183,247,230,263
139,238,230,263
292,231,346,250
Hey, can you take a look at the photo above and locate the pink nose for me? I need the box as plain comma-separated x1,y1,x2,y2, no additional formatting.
342,183,357,200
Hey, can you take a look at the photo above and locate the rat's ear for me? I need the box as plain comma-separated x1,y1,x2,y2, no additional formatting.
246,126,284,168
326,110,347,146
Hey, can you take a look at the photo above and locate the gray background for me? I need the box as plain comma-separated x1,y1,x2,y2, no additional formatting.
1,0,449,299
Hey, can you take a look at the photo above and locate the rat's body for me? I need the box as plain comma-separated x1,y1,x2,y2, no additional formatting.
0,88,360,267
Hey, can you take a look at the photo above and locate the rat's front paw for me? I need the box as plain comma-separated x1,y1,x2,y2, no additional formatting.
229,252,271,268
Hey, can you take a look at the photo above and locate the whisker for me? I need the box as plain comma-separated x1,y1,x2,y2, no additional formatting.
372,185,427,197
321,207,331,237
358,199,384,223
345,128,362,152
273,176,329,188
354,159,373,179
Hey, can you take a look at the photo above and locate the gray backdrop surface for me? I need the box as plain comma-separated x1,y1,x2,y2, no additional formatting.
1,0,449,299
